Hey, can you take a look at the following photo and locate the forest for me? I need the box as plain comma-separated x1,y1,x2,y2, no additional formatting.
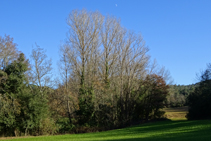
0,9,210,137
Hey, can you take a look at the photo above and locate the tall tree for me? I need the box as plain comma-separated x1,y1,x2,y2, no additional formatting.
0,53,28,136
115,30,149,124
56,44,78,124
66,9,104,125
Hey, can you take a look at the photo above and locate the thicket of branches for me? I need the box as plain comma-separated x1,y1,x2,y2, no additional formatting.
0,10,170,136
53,9,169,129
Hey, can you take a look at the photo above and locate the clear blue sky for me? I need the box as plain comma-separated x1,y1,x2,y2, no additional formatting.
1,0,211,85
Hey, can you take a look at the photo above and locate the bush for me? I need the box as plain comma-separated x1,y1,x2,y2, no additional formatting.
57,118,75,134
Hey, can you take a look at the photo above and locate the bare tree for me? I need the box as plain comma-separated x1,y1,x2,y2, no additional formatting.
57,44,78,124
97,16,122,104
29,44,52,95
66,9,104,97
0,35,20,70
64,9,105,124
114,29,149,123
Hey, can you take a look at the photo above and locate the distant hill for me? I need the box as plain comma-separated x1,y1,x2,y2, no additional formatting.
166,83,199,107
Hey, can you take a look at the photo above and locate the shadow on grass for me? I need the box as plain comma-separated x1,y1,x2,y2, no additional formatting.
82,120,211,141
2,120,211,141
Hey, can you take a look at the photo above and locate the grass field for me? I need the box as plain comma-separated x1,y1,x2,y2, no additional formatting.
1,107,211,141
163,106,188,120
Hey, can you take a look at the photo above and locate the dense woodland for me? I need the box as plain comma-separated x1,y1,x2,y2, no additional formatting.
167,84,198,107
0,10,210,137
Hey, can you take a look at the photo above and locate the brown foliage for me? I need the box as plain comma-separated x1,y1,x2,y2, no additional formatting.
141,74,169,119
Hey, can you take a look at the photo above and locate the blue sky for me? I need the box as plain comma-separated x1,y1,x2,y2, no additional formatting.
1,0,211,85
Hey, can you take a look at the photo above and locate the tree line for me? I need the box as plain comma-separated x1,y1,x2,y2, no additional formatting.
166,84,197,107
0,9,174,137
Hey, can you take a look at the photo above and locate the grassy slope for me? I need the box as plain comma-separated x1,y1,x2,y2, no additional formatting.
1,107,211,141
1,120,211,141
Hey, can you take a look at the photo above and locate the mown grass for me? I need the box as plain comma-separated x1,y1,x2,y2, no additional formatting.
163,106,188,120
2,107,211,141
1,120,211,141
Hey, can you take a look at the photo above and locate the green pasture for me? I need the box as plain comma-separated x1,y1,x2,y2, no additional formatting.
1,107,211,141
1,120,211,141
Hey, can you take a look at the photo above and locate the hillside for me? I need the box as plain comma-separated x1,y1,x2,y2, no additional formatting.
167,83,199,107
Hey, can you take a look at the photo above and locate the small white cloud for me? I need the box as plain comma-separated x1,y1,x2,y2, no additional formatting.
115,4,117,7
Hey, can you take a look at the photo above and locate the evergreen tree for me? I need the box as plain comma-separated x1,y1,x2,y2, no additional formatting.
0,53,49,136
187,64,211,120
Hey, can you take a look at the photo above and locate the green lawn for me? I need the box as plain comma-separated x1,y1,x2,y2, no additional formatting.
1,120,211,141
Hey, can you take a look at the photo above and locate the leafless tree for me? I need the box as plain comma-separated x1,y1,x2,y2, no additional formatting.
113,29,149,122
97,16,122,105
29,44,52,95
0,35,20,70
57,44,78,124
66,9,104,98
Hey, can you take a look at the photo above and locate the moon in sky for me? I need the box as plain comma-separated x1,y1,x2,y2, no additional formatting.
115,4,117,7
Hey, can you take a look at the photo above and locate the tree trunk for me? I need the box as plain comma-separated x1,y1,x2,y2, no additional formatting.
67,100,72,124
25,127,28,136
